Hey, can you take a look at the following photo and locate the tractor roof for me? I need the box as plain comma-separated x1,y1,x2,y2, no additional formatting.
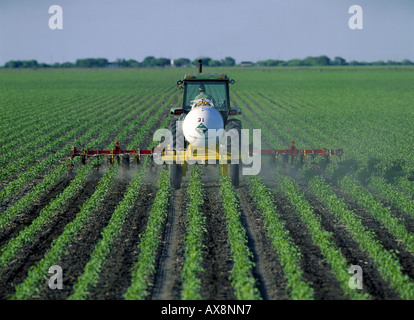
183,73,229,81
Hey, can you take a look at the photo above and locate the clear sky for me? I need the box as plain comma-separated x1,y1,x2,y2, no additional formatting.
0,0,413,65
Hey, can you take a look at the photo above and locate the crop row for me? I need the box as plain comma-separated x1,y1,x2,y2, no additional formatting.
308,175,414,299
0,94,136,203
219,174,261,300
235,88,414,299
10,165,118,299
1,87,173,246
0,94,130,181
0,93,152,226
0,93,100,150
275,173,370,300
70,116,172,300
122,168,171,300
368,175,414,219
5,93,174,299
0,94,107,157
247,176,314,299
0,83,168,185
339,176,414,254
0,85,171,211
180,166,206,300
0,100,156,268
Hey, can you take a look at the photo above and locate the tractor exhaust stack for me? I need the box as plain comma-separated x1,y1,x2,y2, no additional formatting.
198,59,202,73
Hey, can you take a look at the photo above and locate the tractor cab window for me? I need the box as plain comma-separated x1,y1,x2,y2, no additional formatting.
184,81,228,111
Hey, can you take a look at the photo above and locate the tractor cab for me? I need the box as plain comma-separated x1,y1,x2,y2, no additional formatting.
171,60,241,124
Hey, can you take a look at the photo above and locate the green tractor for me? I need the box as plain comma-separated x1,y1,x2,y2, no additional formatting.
168,59,242,189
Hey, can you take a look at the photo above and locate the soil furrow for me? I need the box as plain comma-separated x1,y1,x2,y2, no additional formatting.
272,192,346,299
150,187,187,300
237,184,289,300
89,181,158,300
199,181,236,300
0,176,101,299
304,189,400,299
0,176,74,246
35,177,132,299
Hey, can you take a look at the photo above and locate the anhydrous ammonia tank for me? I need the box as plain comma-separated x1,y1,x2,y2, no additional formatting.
182,106,224,148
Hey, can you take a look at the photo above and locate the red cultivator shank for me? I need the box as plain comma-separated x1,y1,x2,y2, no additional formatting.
257,140,343,165
251,140,342,166
68,141,153,168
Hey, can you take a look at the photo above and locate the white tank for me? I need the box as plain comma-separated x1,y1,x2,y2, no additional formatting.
183,104,224,148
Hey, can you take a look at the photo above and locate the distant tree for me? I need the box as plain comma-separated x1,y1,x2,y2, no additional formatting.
4,60,22,68
333,56,347,66
287,59,303,66
401,59,413,65
349,60,368,66
386,60,400,65
76,58,108,68
115,59,140,68
221,56,235,66
209,60,222,67
192,57,211,66
21,60,39,68
371,60,386,66
315,55,331,66
173,58,190,67
155,58,171,67
301,57,314,66
301,55,331,66
265,59,282,66
116,58,129,67
61,62,75,68
141,56,157,67
174,58,191,67
127,59,140,68
95,58,108,67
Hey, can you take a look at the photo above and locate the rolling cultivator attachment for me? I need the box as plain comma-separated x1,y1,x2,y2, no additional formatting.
67,140,343,185
258,140,343,170
68,141,153,170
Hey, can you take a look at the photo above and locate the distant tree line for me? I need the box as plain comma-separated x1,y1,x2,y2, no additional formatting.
2,55,413,68
255,55,414,67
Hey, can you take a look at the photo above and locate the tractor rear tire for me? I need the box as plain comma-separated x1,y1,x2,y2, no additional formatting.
170,116,186,151
229,164,240,187
224,119,242,188
224,119,242,150
169,163,182,189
